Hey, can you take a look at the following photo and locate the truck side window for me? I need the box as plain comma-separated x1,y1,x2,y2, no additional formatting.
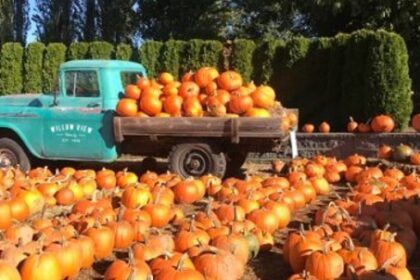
65,71,99,98
121,72,144,88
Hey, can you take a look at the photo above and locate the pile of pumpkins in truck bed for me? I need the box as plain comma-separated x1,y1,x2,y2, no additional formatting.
116,67,295,122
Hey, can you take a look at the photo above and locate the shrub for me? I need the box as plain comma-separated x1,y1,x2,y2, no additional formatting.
363,30,413,129
0,43,24,94
230,39,256,83
138,41,163,78
115,43,133,60
201,40,224,70
89,41,114,59
253,39,284,84
67,42,89,60
24,42,46,93
180,39,204,73
43,43,66,93
159,40,186,79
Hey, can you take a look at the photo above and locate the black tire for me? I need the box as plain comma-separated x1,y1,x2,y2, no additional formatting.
168,143,226,178
0,138,31,172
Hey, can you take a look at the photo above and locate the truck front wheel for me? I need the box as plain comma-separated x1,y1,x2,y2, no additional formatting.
0,138,31,172
168,143,226,178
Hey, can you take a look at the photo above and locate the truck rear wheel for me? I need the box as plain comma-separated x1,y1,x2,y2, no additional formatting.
168,143,226,178
0,138,31,172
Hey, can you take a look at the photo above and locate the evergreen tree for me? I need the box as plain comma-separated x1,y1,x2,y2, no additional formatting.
97,0,136,43
33,0,84,44
0,0,29,44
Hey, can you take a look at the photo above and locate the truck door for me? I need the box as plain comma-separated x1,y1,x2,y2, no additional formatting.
43,69,111,160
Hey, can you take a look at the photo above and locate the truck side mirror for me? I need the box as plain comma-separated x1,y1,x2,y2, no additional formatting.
52,91,59,106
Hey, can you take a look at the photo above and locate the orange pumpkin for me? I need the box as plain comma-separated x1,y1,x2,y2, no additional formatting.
410,152,420,165
217,71,243,91
183,97,203,117
304,247,344,280
179,81,200,99
378,144,393,159
318,122,330,133
245,108,271,117
116,98,138,117
137,77,151,90
251,86,275,109
163,81,181,96
0,261,21,280
347,117,358,132
20,251,62,280
357,122,371,133
159,72,175,85
228,95,253,115
302,124,315,133
125,84,141,100
164,95,183,117
411,113,420,132
195,67,219,88
371,115,395,133
140,95,162,116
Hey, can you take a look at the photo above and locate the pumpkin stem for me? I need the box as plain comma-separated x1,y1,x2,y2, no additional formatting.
189,215,196,232
176,253,188,270
344,235,355,251
380,255,400,270
205,197,214,216
128,246,135,266
299,223,305,233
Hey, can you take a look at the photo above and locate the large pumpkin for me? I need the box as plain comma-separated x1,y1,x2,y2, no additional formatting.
195,67,219,88
179,81,200,99
125,84,141,100
116,98,138,117
217,71,243,91
20,252,62,280
193,247,244,280
229,95,253,115
251,86,275,109
140,95,162,116
164,95,183,117
371,115,395,133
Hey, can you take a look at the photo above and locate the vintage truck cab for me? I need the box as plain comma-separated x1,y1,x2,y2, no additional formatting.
0,60,146,171
0,60,292,178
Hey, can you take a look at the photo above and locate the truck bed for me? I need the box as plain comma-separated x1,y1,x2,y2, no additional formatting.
113,116,288,143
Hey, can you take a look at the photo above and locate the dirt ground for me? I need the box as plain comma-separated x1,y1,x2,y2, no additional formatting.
35,160,420,280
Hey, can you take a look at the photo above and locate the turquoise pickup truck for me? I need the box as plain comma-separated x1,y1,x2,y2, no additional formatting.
0,60,292,178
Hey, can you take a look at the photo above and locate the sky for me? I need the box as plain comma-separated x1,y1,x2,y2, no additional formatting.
27,0,37,43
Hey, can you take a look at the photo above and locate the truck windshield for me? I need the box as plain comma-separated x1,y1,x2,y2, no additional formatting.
121,72,144,88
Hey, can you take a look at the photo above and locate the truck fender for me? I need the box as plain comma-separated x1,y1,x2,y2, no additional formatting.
0,125,42,159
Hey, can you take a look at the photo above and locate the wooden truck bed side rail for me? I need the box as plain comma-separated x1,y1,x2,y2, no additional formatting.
113,116,286,143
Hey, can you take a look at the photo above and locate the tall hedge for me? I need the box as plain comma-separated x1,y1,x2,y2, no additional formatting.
24,42,46,93
43,43,66,93
139,41,163,78
324,34,349,126
0,31,411,128
253,40,284,84
273,37,311,109
89,41,114,59
181,39,204,73
363,30,412,129
116,43,133,61
0,43,24,95
201,41,224,70
159,40,186,78
231,39,256,83
67,42,89,60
